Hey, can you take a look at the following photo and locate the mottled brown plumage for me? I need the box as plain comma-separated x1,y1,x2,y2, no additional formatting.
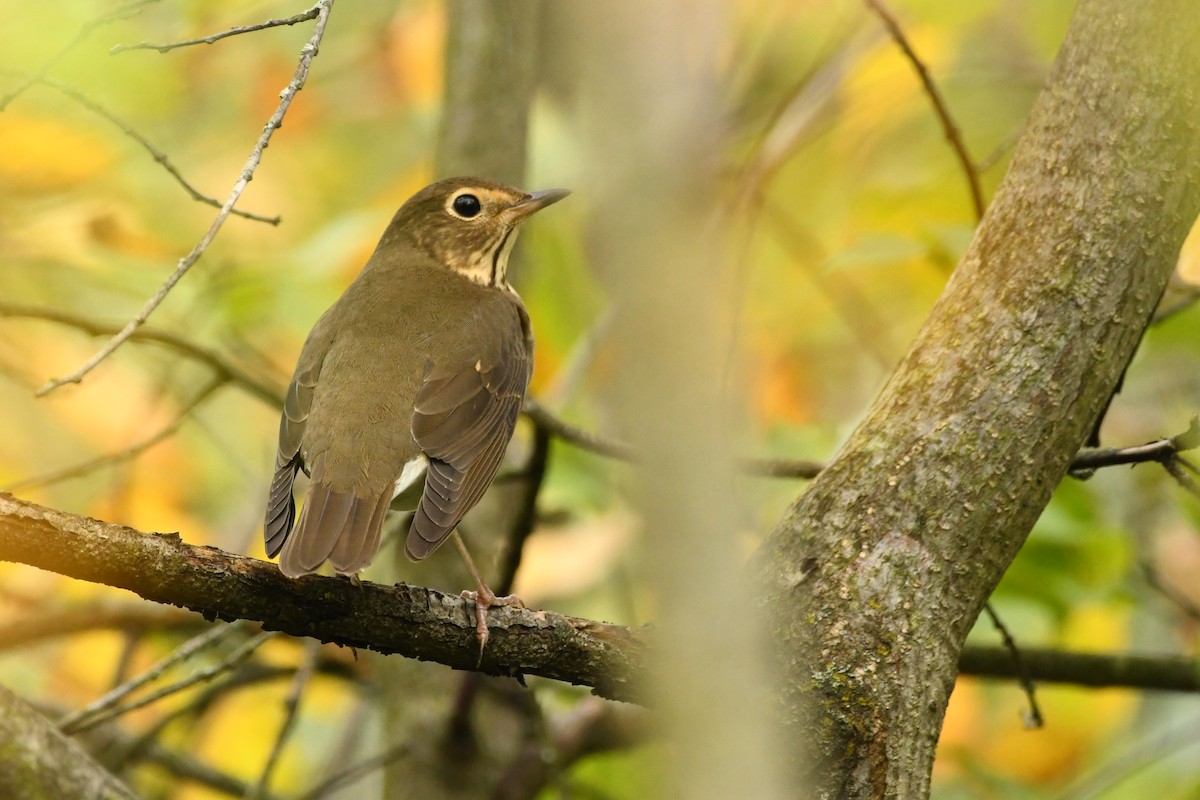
264,177,567,579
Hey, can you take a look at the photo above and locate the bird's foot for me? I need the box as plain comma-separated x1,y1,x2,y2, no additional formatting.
460,584,525,666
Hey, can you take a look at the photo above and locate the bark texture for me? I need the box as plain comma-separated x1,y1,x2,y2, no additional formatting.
753,1,1200,796
0,686,138,800
0,494,645,703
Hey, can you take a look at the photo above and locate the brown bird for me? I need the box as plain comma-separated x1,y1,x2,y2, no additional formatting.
264,176,568,641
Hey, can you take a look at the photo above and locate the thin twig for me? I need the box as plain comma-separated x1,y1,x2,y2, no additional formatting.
865,0,985,221
0,0,157,111
521,398,633,460
246,639,322,800
58,621,246,734
758,196,895,366
295,744,412,800
1152,283,1200,324
0,604,195,652
4,74,279,224
1140,561,1200,623
37,0,335,396
740,457,825,480
981,603,1043,728
1162,456,1200,499
64,629,277,735
111,6,322,54
496,422,553,596
0,302,284,406
2,378,223,493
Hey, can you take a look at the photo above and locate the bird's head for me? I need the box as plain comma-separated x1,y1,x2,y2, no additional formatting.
382,177,569,289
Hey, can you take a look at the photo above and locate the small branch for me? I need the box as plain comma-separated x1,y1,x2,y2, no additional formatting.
741,457,825,480
0,302,284,407
295,744,412,800
111,6,322,55
0,0,157,111
496,422,553,595
58,621,249,734
1162,454,1200,498
8,75,279,224
981,603,1043,728
37,0,335,396
2,378,223,493
865,0,985,220
0,603,195,652
958,645,1200,693
1140,561,1200,623
522,398,634,460
67,630,277,735
246,639,321,800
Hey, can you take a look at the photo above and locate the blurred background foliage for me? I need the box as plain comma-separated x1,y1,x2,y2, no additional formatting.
0,0,1198,798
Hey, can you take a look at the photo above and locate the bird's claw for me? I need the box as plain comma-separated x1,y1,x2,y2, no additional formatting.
461,587,524,666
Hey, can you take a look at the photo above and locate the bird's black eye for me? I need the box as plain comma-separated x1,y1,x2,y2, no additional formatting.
452,193,482,218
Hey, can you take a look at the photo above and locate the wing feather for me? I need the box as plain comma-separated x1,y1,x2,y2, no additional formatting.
405,304,530,560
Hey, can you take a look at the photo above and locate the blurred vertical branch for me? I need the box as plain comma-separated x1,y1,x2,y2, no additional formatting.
435,0,538,188
380,2,544,798
573,2,789,799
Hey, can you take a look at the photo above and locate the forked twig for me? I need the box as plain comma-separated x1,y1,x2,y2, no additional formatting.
865,0,985,221
37,0,335,397
0,0,158,111
6,74,279,224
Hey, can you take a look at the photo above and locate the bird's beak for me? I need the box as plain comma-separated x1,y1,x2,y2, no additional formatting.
505,187,570,224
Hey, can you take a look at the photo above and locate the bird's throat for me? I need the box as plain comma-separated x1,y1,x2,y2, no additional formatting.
454,229,520,291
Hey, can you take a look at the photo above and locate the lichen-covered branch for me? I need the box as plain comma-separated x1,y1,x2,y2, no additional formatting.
753,0,1200,795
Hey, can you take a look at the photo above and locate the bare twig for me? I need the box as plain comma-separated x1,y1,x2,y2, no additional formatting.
37,0,335,396
741,457,825,480
64,629,277,735
758,197,896,366
4,74,279,224
0,0,157,111
246,639,322,800
0,302,284,406
1140,561,1200,623
2,378,223,493
1152,282,1200,324
865,0,985,220
112,6,322,55
59,621,247,735
296,744,412,800
981,603,1043,728
0,604,195,652
1162,456,1200,498
496,422,553,596
522,398,634,460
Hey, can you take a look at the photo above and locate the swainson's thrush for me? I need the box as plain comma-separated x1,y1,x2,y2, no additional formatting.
264,177,567,638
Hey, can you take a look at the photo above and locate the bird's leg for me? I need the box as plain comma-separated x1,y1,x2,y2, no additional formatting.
453,531,524,663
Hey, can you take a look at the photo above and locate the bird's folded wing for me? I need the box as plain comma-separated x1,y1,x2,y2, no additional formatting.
406,318,531,560
265,359,321,557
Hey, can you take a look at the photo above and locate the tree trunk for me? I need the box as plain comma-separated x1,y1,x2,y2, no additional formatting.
753,1,1200,796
